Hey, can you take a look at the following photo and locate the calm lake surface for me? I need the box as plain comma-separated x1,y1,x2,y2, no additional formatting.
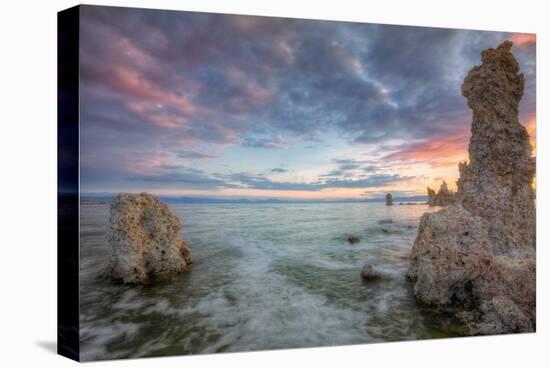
79,203,465,361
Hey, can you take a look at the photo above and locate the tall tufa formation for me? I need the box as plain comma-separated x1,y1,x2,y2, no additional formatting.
458,40,535,255
385,193,393,206
107,193,193,284
408,41,536,335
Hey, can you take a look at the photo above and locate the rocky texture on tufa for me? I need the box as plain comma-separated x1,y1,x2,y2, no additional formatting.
107,193,192,284
408,41,536,335
427,181,456,206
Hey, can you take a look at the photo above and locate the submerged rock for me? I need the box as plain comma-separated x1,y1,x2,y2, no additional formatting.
107,193,192,284
360,263,379,281
385,193,393,206
427,181,456,206
408,41,536,335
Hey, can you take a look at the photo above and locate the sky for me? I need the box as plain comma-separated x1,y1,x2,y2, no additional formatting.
79,5,536,200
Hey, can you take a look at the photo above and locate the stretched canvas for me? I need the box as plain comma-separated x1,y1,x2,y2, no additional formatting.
58,4,537,362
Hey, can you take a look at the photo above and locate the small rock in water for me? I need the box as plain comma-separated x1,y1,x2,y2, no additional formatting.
107,192,192,284
347,235,361,244
360,263,379,281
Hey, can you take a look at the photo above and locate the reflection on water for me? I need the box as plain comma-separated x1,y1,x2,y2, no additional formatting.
79,203,466,361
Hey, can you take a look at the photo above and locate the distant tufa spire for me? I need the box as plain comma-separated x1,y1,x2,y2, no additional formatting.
427,180,455,206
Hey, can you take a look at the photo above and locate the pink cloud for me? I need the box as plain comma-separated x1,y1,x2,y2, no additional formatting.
112,67,196,112
509,33,536,47
386,132,469,168
224,67,273,108
126,101,190,129
108,66,200,128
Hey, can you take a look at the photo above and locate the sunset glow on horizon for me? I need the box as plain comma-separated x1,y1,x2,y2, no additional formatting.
80,7,536,200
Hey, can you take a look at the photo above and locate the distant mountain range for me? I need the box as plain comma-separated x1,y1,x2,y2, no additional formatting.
80,193,428,205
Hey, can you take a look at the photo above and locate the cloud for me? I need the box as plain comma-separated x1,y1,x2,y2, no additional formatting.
81,7,536,148
363,165,378,172
320,169,345,178
129,171,230,189
241,135,289,149
176,150,216,159
270,168,288,173
384,133,469,168
119,160,232,189
333,162,361,171
361,189,420,198
77,6,536,194
319,158,390,179
226,172,414,191
322,174,414,189
509,33,536,48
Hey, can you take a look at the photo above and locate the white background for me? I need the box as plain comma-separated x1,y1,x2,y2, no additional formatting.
0,0,547,365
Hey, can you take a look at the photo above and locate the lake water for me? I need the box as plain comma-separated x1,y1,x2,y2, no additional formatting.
79,202,465,361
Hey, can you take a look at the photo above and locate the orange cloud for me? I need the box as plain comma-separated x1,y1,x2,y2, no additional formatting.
386,133,469,167
509,33,536,47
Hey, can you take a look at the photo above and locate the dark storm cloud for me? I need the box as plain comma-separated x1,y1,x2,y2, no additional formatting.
78,5,535,191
